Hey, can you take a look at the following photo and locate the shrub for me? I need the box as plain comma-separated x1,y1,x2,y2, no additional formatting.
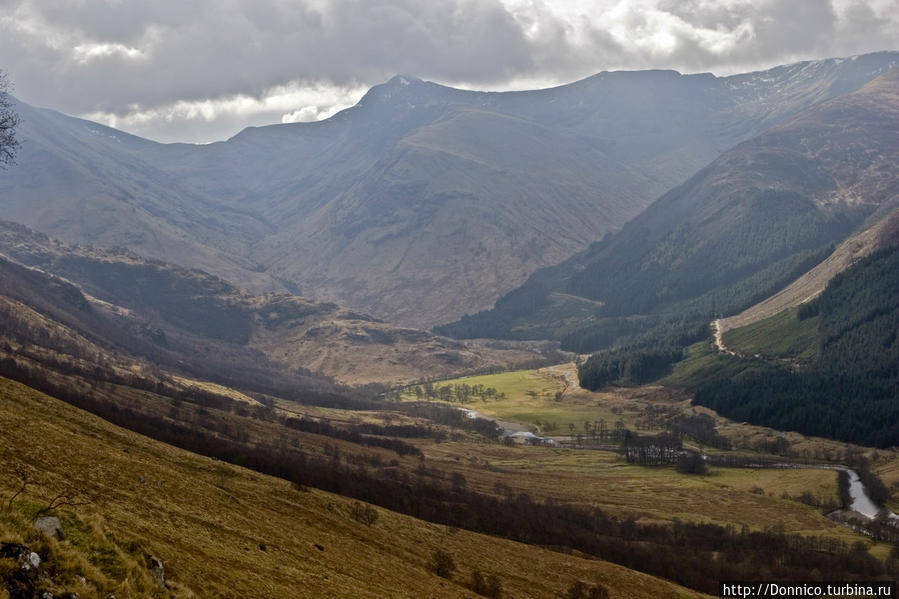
430,549,455,579
349,502,378,526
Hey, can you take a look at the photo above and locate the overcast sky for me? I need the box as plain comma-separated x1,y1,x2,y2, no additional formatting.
2,0,897,143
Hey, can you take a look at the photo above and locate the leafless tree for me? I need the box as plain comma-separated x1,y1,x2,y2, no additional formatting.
7,464,34,510
32,489,92,521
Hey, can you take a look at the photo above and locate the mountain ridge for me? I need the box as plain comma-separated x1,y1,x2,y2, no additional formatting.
439,66,899,350
3,51,897,327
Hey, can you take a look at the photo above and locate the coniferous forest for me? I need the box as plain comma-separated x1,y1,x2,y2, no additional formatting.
694,247,899,447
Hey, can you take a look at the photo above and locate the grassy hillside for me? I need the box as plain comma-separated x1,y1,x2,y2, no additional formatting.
722,306,819,359
661,341,754,390
0,377,708,599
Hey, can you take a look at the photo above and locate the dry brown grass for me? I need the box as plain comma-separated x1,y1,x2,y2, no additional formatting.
0,377,708,599
419,440,863,538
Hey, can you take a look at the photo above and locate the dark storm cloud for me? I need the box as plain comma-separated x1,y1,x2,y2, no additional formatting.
1,0,896,142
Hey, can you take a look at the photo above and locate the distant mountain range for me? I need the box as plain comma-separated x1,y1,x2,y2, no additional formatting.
3,52,896,327
439,64,899,351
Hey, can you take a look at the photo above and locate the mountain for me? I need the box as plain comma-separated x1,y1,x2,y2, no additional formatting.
440,66,899,351
2,53,897,327
0,101,280,291
0,221,551,386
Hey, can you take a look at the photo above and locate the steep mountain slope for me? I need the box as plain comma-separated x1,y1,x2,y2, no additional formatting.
0,101,279,292
697,238,899,447
719,205,899,333
0,221,549,385
2,53,896,326
441,66,899,350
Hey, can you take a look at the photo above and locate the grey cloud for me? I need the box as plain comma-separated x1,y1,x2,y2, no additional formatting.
1,0,896,143
644,0,896,72
2,0,535,114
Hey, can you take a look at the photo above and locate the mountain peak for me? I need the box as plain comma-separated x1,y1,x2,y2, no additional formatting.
386,74,423,87
355,74,432,109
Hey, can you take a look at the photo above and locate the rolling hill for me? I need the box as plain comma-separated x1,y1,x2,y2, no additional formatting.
2,52,897,327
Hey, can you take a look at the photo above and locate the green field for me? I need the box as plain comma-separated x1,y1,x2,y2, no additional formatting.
401,368,650,435
421,437,887,556
403,365,891,558
403,369,561,402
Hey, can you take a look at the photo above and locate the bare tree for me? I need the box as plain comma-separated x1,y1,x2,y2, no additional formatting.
1,70,20,167
32,488,92,521
7,465,34,510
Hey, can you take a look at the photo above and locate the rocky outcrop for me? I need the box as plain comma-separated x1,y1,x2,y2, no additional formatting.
1,542,42,599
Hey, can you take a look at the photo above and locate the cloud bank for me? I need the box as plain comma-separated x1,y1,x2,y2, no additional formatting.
1,0,896,142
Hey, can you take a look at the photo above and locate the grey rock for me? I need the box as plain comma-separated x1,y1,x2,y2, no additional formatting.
1,542,43,598
22,550,40,572
1,542,41,575
146,555,165,588
34,515,65,540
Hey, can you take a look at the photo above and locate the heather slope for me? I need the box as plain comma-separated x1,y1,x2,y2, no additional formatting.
0,220,549,385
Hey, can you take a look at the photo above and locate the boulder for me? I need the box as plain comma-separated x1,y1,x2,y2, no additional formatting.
33,516,65,540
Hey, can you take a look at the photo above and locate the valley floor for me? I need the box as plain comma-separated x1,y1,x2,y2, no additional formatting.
400,363,899,559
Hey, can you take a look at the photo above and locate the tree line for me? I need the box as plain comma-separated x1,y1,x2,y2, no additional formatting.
409,382,503,403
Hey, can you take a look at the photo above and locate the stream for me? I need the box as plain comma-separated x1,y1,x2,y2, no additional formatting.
841,467,891,520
